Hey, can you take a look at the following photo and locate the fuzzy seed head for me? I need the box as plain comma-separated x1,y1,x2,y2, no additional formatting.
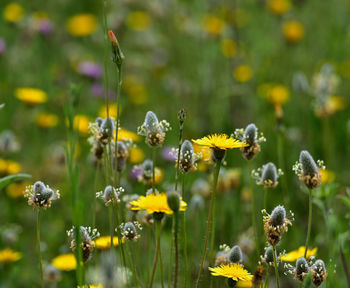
261,162,278,187
145,111,159,132
101,117,115,138
296,257,309,275
123,222,137,240
300,150,319,176
264,246,275,264
244,123,257,145
142,159,153,179
33,181,46,194
95,117,103,127
228,245,242,263
270,205,286,226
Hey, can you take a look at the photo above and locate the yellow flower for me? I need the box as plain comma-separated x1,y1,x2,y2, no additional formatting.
0,248,22,263
129,147,144,164
236,280,253,288
95,236,121,250
209,263,253,281
52,253,77,271
193,143,212,161
145,168,164,186
130,193,187,215
74,115,91,135
66,14,97,36
202,14,225,36
127,11,151,31
192,134,248,151
283,21,304,44
267,85,290,105
233,65,253,83
15,88,47,105
36,113,59,128
267,0,291,15
128,84,148,105
326,95,346,114
118,128,140,142
78,285,103,288
6,160,21,174
7,182,30,198
320,169,335,184
221,39,237,58
98,104,120,119
280,246,317,262
3,3,24,23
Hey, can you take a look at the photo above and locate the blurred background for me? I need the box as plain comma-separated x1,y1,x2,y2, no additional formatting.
0,0,350,287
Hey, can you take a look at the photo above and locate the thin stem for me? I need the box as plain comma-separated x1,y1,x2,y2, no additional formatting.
340,245,350,288
37,210,44,288
149,220,161,288
248,160,260,259
159,243,165,288
304,189,313,258
272,246,280,288
173,212,179,288
277,130,289,205
114,63,122,186
264,266,269,288
182,175,188,288
195,160,221,288
102,0,110,119
264,187,268,211
175,124,183,191
109,205,114,250
152,148,156,193
92,161,100,227
129,242,144,288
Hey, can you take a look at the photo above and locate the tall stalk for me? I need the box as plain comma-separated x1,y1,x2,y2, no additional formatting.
152,148,156,193
173,211,179,288
272,247,280,288
175,119,184,191
195,159,221,288
182,175,188,288
36,210,44,288
264,187,269,211
128,242,144,288
304,189,313,258
109,205,114,250
248,160,260,259
149,220,161,288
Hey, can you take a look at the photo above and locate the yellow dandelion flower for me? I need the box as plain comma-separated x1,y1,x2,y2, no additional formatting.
320,169,335,184
283,21,304,44
98,104,120,119
117,128,140,142
280,246,317,262
221,39,237,58
52,253,77,271
73,114,91,135
129,147,144,164
15,88,47,105
192,134,248,151
234,65,253,83
267,85,290,106
127,11,151,31
209,263,253,281
130,193,187,215
0,158,7,174
202,14,225,36
66,14,97,37
36,113,59,128
6,160,21,174
193,143,212,161
3,3,24,23
0,248,22,263
95,236,121,250
7,182,30,198
267,0,291,15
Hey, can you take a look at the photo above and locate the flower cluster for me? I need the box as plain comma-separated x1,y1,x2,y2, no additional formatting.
96,185,124,206
24,181,60,209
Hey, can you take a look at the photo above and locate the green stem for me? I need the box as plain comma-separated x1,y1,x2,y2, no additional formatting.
272,246,280,288
264,266,269,288
159,243,165,288
175,125,183,191
152,148,156,193
109,205,114,250
195,160,221,288
102,0,110,119
173,212,179,288
248,160,260,259
182,175,188,288
149,220,161,288
37,210,44,288
264,187,268,211
129,243,144,288
340,245,350,288
304,189,313,258
114,64,122,186
92,161,100,227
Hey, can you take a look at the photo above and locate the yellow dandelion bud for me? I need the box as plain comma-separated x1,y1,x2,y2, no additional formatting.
283,21,304,44
66,14,97,37
3,3,24,23
221,39,237,58
127,11,151,31
233,65,253,83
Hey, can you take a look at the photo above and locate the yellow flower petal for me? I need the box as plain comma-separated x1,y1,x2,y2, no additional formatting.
0,248,22,263
66,14,97,36
52,253,77,271
208,263,253,281
15,88,47,105
192,134,248,150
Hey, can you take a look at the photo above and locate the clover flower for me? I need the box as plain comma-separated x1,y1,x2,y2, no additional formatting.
137,111,171,147
24,181,60,209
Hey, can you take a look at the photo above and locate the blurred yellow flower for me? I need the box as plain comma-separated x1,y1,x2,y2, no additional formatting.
66,14,97,36
15,88,47,105
320,169,335,184
78,285,103,288
129,147,144,164
7,182,30,198
280,246,317,262
221,39,237,58
0,158,21,175
202,14,225,36
3,3,24,23
118,128,140,142
127,11,151,31
36,113,59,128
236,280,253,288
130,192,187,215
326,95,346,114
145,168,164,186
0,248,22,263
95,236,121,250
267,84,290,105
74,115,91,135
99,104,119,119
283,21,304,44
267,0,291,15
128,84,148,105
233,65,253,83
193,143,212,161
52,253,76,271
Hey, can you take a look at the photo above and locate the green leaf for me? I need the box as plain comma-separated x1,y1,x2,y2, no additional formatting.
303,272,313,288
337,195,350,208
0,173,32,190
